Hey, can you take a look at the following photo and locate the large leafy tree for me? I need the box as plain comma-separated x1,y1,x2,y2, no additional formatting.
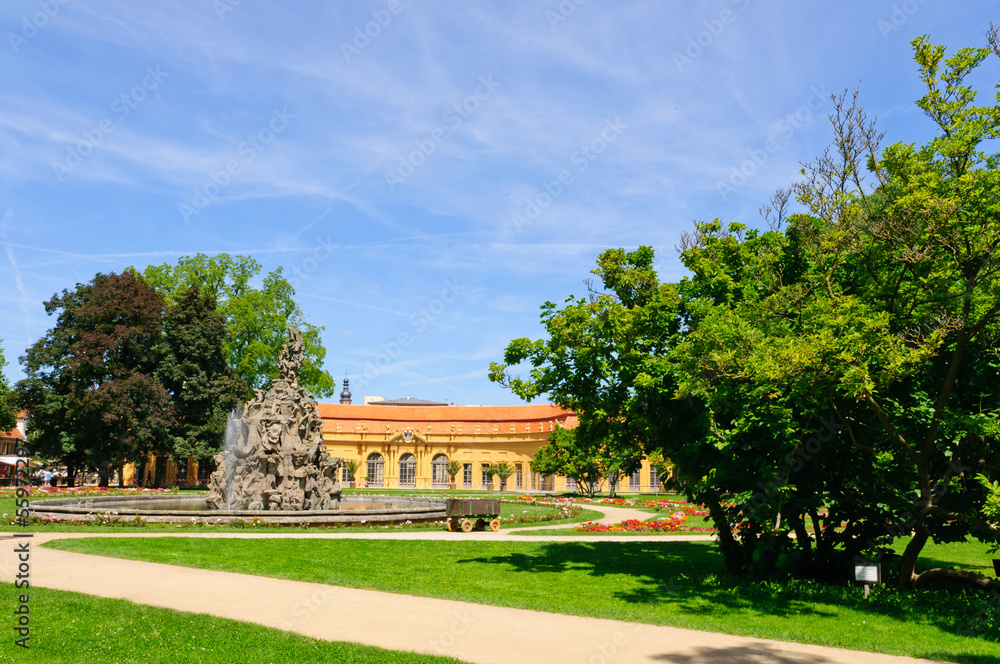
18,272,174,487
141,253,334,397
158,285,247,463
650,34,1000,590
489,247,678,498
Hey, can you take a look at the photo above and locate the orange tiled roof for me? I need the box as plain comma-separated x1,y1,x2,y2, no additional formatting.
317,402,577,434
1,428,24,441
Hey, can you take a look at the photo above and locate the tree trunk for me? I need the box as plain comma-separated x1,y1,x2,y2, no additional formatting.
914,567,1000,593
116,463,124,489
66,462,77,488
704,491,744,576
898,521,928,587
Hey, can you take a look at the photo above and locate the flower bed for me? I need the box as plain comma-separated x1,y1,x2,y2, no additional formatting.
516,494,709,516
0,486,177,499
575,517,688,533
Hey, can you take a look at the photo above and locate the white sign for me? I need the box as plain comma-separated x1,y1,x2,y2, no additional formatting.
854,564,881,583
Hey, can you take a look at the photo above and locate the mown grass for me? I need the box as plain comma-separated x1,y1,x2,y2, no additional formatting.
0,584,467,664
47,536,1000,663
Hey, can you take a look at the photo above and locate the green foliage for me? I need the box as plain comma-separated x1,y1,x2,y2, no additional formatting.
344,458,360,480
0,340,16,433
531,427,606,498
17,272,174,486
158,285,247,461
141,253,334,397
446,459,462,482
490,246,676,498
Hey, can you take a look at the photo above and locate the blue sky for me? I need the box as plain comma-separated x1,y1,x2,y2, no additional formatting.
0,1,993,405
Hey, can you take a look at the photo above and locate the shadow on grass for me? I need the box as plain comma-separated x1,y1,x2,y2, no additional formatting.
459,541,999,643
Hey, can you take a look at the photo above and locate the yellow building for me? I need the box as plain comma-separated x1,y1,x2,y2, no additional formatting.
128,391,666,493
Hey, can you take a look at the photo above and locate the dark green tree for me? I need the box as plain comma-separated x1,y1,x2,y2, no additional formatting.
18,272,174,487
158,285,247,464
0,341,17,434
141,253,334,397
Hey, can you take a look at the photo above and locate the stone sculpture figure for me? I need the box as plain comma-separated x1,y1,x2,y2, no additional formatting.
206,327,342,511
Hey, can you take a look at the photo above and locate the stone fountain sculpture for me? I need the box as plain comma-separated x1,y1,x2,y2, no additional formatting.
206,327,342,511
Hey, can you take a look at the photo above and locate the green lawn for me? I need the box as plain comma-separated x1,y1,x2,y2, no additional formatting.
0,584,467,664
47,537,1000,662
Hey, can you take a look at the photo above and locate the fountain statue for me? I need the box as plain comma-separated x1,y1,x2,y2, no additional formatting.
206,327,342,511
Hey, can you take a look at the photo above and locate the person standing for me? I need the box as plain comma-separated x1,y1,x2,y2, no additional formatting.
43,468,53,486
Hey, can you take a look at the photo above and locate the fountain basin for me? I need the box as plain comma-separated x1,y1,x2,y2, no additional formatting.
30,493,447,525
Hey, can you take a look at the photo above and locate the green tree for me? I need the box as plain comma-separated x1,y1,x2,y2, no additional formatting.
649,33,1000,589
492,461,514,492
489,247,677,500
158,285,247,463
0,341,17,434
141,253,334,397
446,460,462,487
18,272,174,487
530,427,606,498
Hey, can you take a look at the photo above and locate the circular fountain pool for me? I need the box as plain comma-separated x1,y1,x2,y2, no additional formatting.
29,493,447,525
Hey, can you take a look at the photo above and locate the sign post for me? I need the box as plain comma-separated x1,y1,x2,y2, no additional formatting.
854,563,882,598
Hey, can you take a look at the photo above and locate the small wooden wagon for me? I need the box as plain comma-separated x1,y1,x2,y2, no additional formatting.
445,498,501,532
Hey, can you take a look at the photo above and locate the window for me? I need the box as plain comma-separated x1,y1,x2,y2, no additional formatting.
342,464,352,483
650,465,660,491
565,476,576,490
399,453,416,487
481,463,492,489
197,458,216,484
366,453,384,487
630,468,642,490
175,459,188,486
462,463,472,487
515,463,523,489
432,454,449,487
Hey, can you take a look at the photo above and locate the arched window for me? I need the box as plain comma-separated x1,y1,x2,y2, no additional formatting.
431,454,449,487
399,453,416,487
366,453,383,488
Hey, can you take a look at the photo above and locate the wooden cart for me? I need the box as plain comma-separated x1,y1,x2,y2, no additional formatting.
445,498,501,532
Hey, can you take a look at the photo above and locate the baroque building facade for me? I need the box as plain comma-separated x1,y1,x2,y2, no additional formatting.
126,385,666,493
